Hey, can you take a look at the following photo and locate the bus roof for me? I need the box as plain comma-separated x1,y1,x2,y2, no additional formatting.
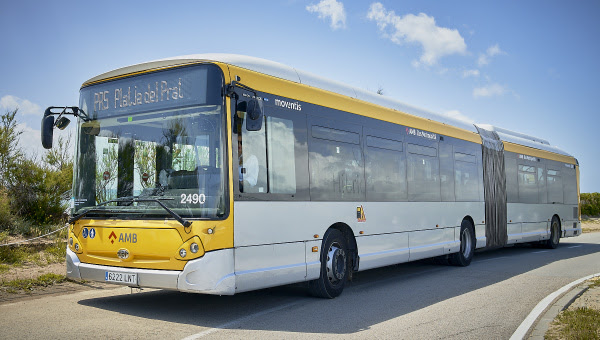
83,53,573,158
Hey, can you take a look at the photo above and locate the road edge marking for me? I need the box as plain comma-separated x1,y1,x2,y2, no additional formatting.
510,272,600,340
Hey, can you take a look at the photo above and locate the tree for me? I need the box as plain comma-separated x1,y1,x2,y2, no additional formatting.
0,108,24,189
0,107,74,229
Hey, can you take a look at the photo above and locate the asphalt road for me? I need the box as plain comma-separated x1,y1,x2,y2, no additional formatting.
2,232,599,340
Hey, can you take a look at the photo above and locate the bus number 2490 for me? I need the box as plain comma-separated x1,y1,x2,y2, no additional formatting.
180,193,206,205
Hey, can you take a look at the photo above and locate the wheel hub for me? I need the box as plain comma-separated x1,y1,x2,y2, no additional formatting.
326,244,346,283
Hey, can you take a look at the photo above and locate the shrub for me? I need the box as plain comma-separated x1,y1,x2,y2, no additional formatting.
581,193,600,217
0,188,15,231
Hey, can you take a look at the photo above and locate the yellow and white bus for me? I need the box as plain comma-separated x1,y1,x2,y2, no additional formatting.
42,54,581,298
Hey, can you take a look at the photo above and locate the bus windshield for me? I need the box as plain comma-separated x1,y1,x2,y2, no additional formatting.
72,64,227,220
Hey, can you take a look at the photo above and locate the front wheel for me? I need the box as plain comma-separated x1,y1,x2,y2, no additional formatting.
308,229,349,298
449,220,475,267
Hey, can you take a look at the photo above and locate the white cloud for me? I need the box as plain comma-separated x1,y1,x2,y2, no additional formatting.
0,95,41,116
473,83,506,98
17,123,45,159
462,69,480,78
306,0,347,30
367,2,467,66
477,43,504,67
443,110,475,125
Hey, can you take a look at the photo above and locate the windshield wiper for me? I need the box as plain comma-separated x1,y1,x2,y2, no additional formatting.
69,196,192,228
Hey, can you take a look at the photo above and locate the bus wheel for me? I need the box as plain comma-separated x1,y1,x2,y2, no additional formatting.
449,220,475,267
545,216,561,249
309,229,348,298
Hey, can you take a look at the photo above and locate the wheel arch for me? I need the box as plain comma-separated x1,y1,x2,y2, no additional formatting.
552,214,562,235
328,222,359,274
462,215,476,240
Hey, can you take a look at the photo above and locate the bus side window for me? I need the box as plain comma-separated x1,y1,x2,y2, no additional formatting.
365,135,407,201
547,168,563,204
407,143,440,202
266,116,296,194
454,152,479,201
236,102,268,194
309,125,364,201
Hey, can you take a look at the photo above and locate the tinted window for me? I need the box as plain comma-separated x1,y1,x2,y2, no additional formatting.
365,141,407,201
547,169,563,203
267,116,296,194
309,126,364,201
518,164,538,203
455,153,479,201
505,155,519,203
407,150,440,202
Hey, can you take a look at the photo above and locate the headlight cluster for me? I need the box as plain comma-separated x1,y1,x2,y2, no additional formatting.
179,242,199,258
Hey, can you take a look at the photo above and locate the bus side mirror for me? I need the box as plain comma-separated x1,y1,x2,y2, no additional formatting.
245,98,263,131
41,115,54,149
56,116,71,130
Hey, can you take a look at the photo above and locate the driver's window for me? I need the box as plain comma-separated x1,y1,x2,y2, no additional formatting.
235,100,267,193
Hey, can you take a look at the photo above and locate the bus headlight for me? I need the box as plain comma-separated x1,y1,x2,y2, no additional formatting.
179,249,187,258
190,243,199,253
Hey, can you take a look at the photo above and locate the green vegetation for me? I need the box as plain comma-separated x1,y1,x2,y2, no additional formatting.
0,108,72,236
546,307,600,340
1,273,66,293
0,241,66,267
581,193,600,217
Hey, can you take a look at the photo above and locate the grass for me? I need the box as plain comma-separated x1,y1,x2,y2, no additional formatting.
0,273,67,294
546,307,600,340
0,240,66,267
0,224,69,294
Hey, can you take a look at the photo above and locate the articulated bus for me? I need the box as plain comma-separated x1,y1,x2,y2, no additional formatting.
41,54,580,298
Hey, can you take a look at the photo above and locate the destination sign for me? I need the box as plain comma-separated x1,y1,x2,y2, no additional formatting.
80,66,211,118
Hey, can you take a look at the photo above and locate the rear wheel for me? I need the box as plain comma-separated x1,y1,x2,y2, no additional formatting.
449,220,475,267
545,216,561,249
308,229,349,298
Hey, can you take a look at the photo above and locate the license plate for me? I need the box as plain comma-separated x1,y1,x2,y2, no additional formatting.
105,271,138,285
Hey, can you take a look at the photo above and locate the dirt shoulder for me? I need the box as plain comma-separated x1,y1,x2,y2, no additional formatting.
582,217,600,233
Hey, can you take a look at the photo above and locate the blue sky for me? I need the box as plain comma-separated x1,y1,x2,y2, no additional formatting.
1,0,599,192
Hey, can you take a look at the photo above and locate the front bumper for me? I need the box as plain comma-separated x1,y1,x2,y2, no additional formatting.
66,248,235,295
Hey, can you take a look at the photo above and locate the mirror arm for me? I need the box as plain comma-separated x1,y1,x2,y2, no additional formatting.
44,106,90,122
226,81,259,99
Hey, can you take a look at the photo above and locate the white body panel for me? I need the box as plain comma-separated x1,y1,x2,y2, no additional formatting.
506,203,581,243
231,201,485,292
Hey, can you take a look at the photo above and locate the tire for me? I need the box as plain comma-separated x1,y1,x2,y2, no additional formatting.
449,220,475,267
308,229,349,298
545,216,561,249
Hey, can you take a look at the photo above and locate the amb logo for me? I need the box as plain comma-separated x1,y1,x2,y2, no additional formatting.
108,231,138,244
